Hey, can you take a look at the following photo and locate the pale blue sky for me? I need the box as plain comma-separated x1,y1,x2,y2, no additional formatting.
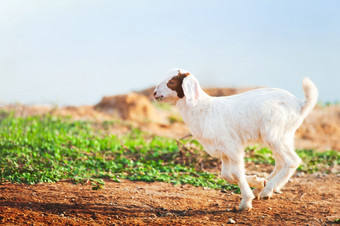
0,0,339,105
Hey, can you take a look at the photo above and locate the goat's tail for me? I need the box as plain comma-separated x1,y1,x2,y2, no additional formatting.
300,77,318,118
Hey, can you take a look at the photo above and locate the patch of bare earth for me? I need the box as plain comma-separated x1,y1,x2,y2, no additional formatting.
0,174,339,225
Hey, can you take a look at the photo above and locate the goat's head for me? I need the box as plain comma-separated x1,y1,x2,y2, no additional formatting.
154,68,200,106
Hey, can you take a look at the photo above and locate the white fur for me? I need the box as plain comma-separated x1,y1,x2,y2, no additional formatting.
154,68,318,211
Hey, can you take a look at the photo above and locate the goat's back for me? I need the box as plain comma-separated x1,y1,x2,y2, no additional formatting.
184,88,304,153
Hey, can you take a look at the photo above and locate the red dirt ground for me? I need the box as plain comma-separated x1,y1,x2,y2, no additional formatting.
0,173,339,225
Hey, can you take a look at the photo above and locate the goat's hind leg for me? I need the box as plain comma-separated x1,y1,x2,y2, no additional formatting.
259,152,285,196
259,140,301,199
268,156,285,194
252,158,282,199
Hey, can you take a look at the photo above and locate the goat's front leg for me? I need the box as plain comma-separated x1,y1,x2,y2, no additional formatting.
221,155,255,211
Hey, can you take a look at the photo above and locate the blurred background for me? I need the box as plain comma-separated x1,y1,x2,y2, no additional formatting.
0,0,339,106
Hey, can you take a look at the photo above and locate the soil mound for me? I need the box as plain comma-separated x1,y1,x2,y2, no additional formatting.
53,106,111,121
94,92,158,122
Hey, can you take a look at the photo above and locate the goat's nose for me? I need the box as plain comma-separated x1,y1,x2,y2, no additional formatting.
153,91,157,96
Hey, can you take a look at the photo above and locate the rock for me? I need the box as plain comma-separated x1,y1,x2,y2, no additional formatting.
313,172,327,178
227,218,235,224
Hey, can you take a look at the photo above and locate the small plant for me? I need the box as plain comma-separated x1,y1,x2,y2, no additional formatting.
296,149,339,173
91,179,105,190
333,218,340,223
245,145,275,165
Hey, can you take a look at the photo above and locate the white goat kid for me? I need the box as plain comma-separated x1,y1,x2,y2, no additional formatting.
153,69,318,211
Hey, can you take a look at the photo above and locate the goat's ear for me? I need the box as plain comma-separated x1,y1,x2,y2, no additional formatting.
182,75,200,106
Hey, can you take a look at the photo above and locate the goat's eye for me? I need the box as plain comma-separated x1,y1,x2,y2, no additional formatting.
169,81,175,85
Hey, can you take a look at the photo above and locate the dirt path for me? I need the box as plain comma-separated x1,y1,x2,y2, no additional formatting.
0,174,339,225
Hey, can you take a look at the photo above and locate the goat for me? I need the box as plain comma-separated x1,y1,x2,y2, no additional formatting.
153,68,318,211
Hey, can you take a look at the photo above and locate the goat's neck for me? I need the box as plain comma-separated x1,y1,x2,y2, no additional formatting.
176,88,212,130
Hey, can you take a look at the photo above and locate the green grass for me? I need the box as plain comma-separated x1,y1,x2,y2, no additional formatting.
0,114,237,191
245,145,339,173
0,114,338,191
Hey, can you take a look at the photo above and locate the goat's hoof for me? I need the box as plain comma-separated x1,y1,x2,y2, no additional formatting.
259,192,273,200
259,187,273,200
238,199,252,211
238,203,252,212
253,188,261,199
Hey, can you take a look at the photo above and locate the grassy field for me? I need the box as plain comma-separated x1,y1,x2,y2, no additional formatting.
0,113,338,191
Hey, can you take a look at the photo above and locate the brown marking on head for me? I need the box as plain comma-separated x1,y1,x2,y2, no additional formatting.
167,70,190,98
